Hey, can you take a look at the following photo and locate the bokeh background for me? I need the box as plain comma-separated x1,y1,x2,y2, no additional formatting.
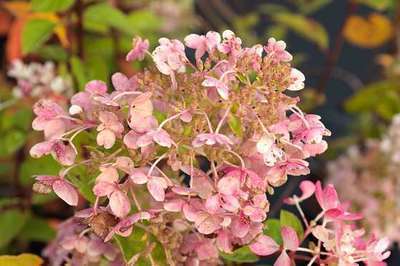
0,0,399,265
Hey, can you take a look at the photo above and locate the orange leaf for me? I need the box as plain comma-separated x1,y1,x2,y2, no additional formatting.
344,13,393,48
6,18,26,62
0,10,12,35
1,1,31,17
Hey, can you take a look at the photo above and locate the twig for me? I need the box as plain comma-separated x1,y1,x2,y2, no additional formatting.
75,0,84,59
316,0,357,93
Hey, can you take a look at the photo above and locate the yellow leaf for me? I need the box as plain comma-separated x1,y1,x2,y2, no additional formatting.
1,2,31,17
54,24,69,47
27,13,69,48
0,253,43,266
344,13,393,48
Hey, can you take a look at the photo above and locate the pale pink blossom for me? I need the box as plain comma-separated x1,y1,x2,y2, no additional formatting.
184,31,221,60
192,133,233,147
126,37,149,62
152,38,187,75
264,37,293,63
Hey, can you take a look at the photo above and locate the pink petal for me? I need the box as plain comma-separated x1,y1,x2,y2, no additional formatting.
205,195,220,213
52,180,78,206
202,76,219,87
217,176,240,195
52,141,76,166
220,195,240,212
230,217,250,238
281,226,299,251
152,129,173,148
30,141,53,158
123,130,140,149
196,214,222,235
184,34,203,49
96,167,119,183
216,230,233,253
164,199,184,212
93,181,115,196
249,235,279,256
109,190,130,218
147,178,166,201
44,119,66,140
285,180,315,205
97,129,116,149
130,169,148,184
216,83,229,100
85,80,107,94
274,251,291,266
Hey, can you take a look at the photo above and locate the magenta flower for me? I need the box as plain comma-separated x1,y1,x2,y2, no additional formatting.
125,37,149,62
33,175,78,206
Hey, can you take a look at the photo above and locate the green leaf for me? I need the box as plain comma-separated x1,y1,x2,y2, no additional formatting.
84,3,133,35
271,13,329,49
280,210,304,239
37,45,68,62
0,108,33,131
0,253,43,266
260,4,290,15
22,19,55,54
0,210,29,248
266,25,288,40
228,114,243,137
220,246,259,263
19,155,61,186
32,0,75,12
345,81,400,121
86,56,109,82
295,0,332,14
356,0,393,10
263,218,283,245
127,10,162,35
153,110,167,124
114,226,166,265
70,56,88,91
0,130,26,156
19,216,55,242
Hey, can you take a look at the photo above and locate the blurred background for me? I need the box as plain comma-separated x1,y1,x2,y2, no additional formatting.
0,0,399,265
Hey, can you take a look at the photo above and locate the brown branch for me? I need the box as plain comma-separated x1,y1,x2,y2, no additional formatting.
316,0,357,93
75,0,84,59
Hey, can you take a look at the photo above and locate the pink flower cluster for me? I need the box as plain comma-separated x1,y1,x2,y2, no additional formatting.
328,114,400,244
250,180,390,265
28,31,387,265
7,60,72,99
